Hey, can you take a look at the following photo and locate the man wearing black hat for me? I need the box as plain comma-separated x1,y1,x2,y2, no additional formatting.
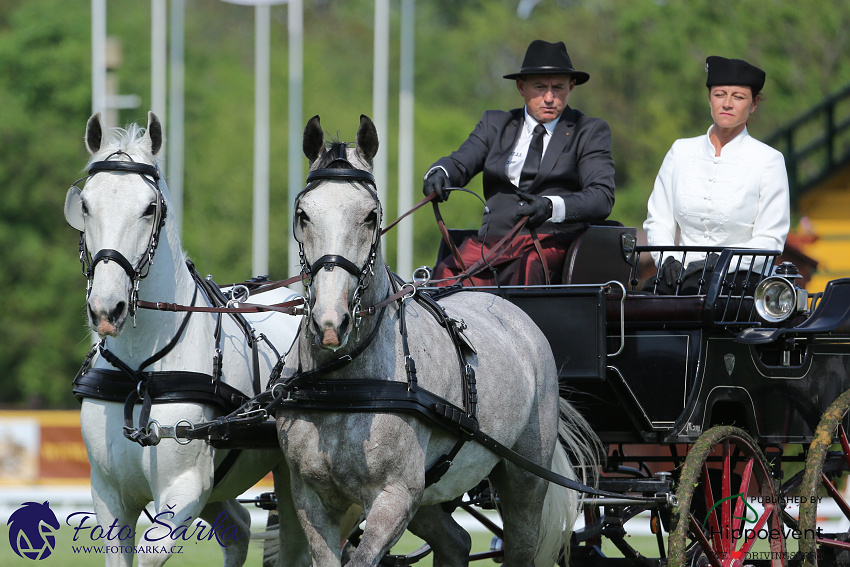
643,55,789,294
423,39,615,286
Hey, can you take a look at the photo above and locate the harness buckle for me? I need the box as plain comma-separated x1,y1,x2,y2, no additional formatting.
236,408,268,423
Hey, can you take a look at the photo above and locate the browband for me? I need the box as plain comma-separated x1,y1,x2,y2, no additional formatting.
89,160,159,180
306,168,375,185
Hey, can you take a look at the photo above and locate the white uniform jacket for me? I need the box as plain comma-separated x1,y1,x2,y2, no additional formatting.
644,125,790,267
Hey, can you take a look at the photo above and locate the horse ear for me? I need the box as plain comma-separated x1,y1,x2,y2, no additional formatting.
145,111,164,156
355,114,379,164
303,115,324,163
86,113,104,155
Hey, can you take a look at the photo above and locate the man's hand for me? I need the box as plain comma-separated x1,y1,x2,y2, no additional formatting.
515,191,553,229
423,170,450,202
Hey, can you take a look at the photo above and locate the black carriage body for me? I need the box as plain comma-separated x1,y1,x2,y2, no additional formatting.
493,247,850,447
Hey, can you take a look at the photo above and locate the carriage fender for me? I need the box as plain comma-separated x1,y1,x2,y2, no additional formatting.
700,385,759,436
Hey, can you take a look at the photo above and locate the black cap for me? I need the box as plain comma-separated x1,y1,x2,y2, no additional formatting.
503,40,590,84
705,56,765,91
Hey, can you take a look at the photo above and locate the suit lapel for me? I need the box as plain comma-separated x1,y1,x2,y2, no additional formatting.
534,108,575,188
495,111,523,186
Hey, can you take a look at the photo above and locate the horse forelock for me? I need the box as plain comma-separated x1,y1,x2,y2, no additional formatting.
311,140,371,173
85,123,156,170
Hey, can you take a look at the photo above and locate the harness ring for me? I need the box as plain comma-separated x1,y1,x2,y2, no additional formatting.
174,418,193,445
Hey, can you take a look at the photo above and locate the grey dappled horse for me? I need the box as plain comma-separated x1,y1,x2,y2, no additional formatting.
273,115,599,567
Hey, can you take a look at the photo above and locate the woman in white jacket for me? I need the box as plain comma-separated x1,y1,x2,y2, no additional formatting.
643,55,790,294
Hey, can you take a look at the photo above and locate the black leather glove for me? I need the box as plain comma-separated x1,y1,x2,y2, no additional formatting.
515,191,553,230
660,256,683,287
423,170,450,202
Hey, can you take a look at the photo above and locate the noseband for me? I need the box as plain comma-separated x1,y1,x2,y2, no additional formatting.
71,151,167,316
295,143,381,325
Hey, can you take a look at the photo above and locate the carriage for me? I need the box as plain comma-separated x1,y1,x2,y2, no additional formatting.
66,112,850,567
352,219,850,567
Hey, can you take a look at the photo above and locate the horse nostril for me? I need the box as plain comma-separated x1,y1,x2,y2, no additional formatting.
111,302,126,323
338,314,350,338
88,305,98,326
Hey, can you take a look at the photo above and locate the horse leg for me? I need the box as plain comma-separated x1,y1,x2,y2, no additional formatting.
199,500,251,567
89,473,143,567
136,470,213,567
288,479,348,567
268,463,311,567
488,461,550,567
343,483,418,567
407,505,471,567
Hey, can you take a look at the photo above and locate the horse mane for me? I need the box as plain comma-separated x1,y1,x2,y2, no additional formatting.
85,123,156,170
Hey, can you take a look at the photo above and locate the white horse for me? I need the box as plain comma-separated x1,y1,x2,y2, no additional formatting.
64,112,307,567
273,115,599,567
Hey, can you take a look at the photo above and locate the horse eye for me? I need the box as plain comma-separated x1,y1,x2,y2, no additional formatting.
364,210,378,226
296,209,310,226
144,203,156,217
81,202,89,216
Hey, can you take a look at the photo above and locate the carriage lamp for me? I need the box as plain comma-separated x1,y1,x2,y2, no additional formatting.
754,276,797,322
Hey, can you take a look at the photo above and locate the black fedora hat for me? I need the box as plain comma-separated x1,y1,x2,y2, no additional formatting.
503,40,590,84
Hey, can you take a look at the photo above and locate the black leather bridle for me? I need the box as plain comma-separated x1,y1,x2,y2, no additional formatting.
68,151,167,317
294,143,382,327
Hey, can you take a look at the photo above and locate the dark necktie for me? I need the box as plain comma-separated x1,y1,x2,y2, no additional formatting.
519,123,546,192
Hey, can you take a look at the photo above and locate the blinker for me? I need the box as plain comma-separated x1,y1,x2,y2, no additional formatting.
64,185,85,231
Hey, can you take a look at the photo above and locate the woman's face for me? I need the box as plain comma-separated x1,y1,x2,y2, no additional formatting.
709,85,757,131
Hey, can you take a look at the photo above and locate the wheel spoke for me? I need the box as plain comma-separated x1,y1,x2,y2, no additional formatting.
722,442,732,554
731,456,755,549
702,462,724,553
689,512,724,567
818,536,850,551
822,472,850,520
736,503,772,557
839,424,850,472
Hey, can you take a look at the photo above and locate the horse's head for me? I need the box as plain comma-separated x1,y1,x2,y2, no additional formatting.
295,115,381,350
64,111,166,337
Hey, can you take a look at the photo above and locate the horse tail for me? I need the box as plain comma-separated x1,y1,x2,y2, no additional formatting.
534,398,602,567
557,396,603,489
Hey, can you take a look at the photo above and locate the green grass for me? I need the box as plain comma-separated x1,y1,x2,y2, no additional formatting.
0,525,501,566
0,524,716,566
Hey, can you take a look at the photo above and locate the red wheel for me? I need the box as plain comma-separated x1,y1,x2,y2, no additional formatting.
668,425,787,566
798,388,850,567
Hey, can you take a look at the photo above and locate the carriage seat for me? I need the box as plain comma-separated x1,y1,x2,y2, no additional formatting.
433,222,637,286
562,221,636,285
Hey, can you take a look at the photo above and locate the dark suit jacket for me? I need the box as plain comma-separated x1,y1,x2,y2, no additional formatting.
431,106,615,239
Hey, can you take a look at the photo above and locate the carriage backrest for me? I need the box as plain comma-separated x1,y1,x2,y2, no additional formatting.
562,222,636,285
434,223,636,286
